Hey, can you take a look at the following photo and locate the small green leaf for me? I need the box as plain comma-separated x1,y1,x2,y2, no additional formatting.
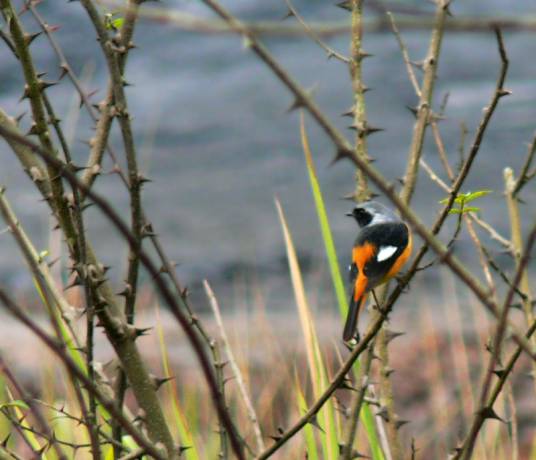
463,190,492,203
104,13,124,30
440,190,491,207
111,17,124,29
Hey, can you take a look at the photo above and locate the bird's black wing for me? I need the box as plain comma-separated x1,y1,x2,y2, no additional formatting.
357,222,409,288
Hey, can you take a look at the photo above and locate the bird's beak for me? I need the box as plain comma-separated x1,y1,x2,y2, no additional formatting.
345,212,353,217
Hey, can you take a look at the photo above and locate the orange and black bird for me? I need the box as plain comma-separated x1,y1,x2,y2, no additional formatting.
343,202,412,342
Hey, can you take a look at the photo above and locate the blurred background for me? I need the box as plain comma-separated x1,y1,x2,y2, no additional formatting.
1,1,536,457
1,0,535,309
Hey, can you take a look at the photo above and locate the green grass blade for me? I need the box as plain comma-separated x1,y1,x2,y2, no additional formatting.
300,113,348,319
299,115,384,460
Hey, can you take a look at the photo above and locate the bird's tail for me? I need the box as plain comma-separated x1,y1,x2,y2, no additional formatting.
343,292,368,342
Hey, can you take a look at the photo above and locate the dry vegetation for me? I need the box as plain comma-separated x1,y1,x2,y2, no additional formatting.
0,1,534,459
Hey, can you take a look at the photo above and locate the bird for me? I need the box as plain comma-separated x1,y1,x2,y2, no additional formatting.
343,201,412,342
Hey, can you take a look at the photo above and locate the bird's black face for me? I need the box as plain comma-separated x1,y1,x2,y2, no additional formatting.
347,207,373,227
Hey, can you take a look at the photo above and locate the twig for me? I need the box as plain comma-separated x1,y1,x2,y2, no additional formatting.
0,0,77,248
387,11,420,97
504,168,535,393
431,119,455,179
349,0,372,201
282,0,348,63
204,280,265,453
400,0,449,205
341,341,375,460
102,3,536,37
513,133,536,197
77,2,145,450
377,323,403,460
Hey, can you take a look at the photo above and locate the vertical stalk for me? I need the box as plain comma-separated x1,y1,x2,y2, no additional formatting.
350,0,371,202
504,168,536,395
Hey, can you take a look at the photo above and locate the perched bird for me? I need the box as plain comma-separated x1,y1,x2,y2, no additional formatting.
343,201,412,342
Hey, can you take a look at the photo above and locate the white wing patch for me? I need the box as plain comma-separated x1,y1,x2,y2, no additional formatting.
377,245,397,262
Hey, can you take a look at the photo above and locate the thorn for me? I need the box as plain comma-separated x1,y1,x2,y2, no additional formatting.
338,443,370,458
384,329,405,344
330,148,349,165
337,378,356,391
492,368,506,379
336,0,351,11
478,406,504,422
38,79,58,91
81,202,93,212
269,426,285,442
341,105,355,117
348,122,384,137
20,85,31,101
383,367,395,377
286,95,304,113
497,89,512,97
356,50,374,61
406,105,419,118
116,283,132,297
281,8,294,20
137,173,152,184
308,415,324,433
47,257,60,268
64,276,82,291
376,406,389,422
152,374,174,390
395,419,410,430
24,31,42,45
15,112,27,124
132,326,153,338
70,163,88,173
27,123,42,136
1,433,10,448
215,360,228,370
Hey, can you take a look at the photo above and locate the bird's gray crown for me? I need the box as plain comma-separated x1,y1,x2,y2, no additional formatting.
347,201,399,227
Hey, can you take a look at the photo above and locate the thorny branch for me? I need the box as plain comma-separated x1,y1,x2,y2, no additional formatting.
0,124,246,460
